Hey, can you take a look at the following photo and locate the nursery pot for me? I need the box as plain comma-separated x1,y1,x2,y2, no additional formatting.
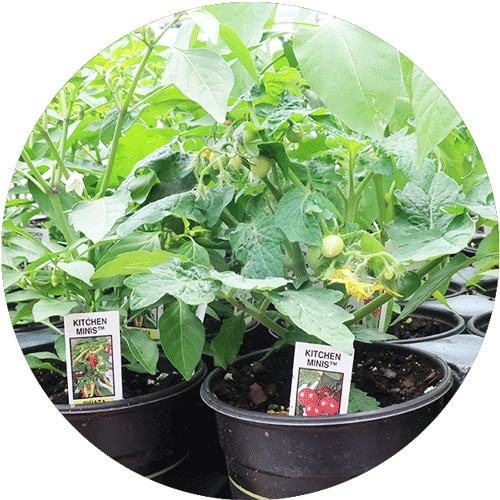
200,343,453,499
466,311,492,337
388,305,465,344
23,343,207,483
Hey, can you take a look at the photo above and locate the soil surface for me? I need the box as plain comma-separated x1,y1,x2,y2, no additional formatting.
215,345,442,413
386,315,442,340
32,359,185,405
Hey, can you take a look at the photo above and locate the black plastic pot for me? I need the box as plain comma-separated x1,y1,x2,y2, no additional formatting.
388,305,465,344
23,342,207,484
466,311,492,337
200,343,453,499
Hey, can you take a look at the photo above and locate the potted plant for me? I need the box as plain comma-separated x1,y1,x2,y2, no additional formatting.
2,3,498,497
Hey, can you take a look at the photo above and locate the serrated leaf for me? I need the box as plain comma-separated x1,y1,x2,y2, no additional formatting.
386,172,475,261
167,47,234,123
348,385,380,413
210,270,289,290
124,258,219,309
268,287,355,355
275,188,334,246
159,299,205,380
116,184,234,238
229,213,284,279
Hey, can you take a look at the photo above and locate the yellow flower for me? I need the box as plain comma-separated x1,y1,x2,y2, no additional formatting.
328,267,401,301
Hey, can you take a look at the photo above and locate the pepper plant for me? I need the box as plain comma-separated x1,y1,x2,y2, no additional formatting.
2,3,498,383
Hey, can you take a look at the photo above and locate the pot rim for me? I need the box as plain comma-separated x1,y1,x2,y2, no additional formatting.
388,305,466,344
200,342,453,428
22,341,207,415
466,311,491,337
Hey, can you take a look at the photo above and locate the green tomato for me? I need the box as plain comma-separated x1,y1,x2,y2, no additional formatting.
321,235,344,258
286,125,304,143
250,154,274,179
230,155,243,169
384,269,394,280
305,246,322,270
243,129,259,143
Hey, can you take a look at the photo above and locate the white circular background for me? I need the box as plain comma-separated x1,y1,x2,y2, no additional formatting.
2,1,497,498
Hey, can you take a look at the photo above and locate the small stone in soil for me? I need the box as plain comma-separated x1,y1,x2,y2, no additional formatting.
248,383,268,405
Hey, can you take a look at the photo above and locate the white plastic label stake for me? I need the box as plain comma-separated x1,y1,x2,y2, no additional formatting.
64,311,122,405
289,341,354,416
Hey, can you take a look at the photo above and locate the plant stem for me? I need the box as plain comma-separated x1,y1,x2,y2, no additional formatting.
222,292,289,339
345,153,357,223
35,124,70,183
221,208,239,228
21,149,51,193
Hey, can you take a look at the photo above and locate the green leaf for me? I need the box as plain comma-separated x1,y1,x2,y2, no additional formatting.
116,184,234,238
210,313,246,369
275,188,332,246
386,172,476,261
189,9,220,44
229,213,284,279
24,355,66,376
58,261,95,286
348,385,380,413
69,190,131,244
350,326,398,343
454,176,498,221
167,47,234,123
398,253,471,321
205,2,276,45
219,23,259,84
294,19,401,140
92,249,185,280
210,270,289,290
111,125,178,188
159,299,205,380
268,288,355,355
32,298,79,323
177,240,211,268
100,104,147,145
121,328,159,375
124,258,219,309
410,66,461,165
97,232,161,268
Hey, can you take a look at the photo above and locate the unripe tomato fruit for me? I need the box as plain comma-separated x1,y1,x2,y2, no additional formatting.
384,269,394,280
305,246,322,270
321,235,344,258
230,155,242,169
286,125,304,143
250,154,274,179
243,129,259,143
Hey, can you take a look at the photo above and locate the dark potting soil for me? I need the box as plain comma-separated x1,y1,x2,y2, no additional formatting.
386,315,442,340
31,359,185,405
214,346,442,413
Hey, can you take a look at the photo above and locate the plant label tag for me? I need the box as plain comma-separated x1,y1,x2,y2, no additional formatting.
64,311,123,405
289,342,354,416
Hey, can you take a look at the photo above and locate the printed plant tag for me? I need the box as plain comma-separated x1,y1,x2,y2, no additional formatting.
289,342,354,416
64,311,122,405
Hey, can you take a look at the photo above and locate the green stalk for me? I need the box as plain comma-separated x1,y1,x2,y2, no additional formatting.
345,153,357,223
222,291,289,339
221,208,239,228
21,149,51,193
373,174,388,242
35,124,70,182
